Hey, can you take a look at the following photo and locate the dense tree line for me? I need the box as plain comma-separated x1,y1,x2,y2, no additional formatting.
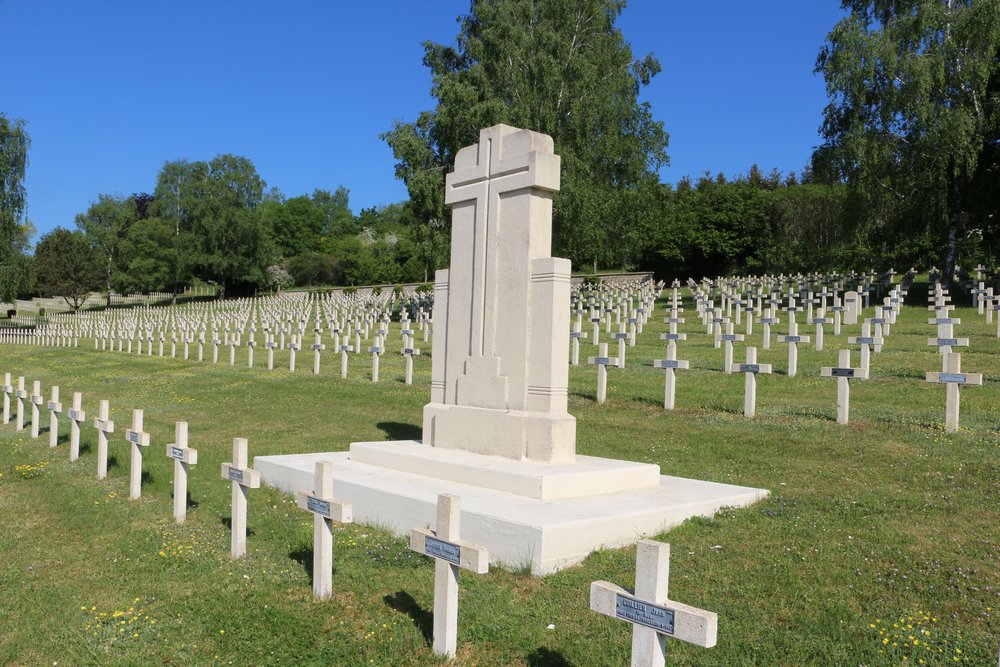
2,1,997,312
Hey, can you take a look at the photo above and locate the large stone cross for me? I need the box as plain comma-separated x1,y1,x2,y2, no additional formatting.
423,124,575,463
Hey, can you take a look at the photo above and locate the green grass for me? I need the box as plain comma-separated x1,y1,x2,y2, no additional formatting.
0,282,998,665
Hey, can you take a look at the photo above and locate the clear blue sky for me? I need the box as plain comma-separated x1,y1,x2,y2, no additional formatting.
1,1,846,240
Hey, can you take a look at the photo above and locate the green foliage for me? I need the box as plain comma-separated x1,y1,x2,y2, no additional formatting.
151,155,272,297
414,282,432,294
287,253,341,287
815,0,1000,278
34,228,102,310
383,0,669,269
117,217,180,293
74,194,138,303
0,114,32,302
0,114,29,251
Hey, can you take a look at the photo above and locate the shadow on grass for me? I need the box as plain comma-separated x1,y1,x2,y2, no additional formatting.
383,591,432,643
220,516,255,536
171,491,199,510
79,442,92,454
140,470,155,486
108,455,120,469
378,422,421,441
289,546,316,584
526,647,573,667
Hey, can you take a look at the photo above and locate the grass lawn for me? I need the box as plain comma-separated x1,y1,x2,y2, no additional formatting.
0,281,997,665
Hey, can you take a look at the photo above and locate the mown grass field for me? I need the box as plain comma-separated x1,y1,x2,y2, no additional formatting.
1,282,997,665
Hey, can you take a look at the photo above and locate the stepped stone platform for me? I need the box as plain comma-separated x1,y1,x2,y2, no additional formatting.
255,441,768,574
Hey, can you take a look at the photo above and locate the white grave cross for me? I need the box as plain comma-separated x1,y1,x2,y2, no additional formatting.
731,347,772,418
166,421,198,522
590,540,718,667
409,494,489,659
820,350,869,424
296,461,352,599
925,353,983,433
68,392,86,462
124,409,151,499
93,399,115,479
47,385,62,449
587,343,621,404
29,380,42,439
653,347,689,411
1,372,12,425
221,437,261,558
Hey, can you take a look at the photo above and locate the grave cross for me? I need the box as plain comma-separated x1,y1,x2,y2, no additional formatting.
777,322,810,378
759,311,780,350
47,386,62,449
811,314,829,351
29,380,43,439
658,331,687,359
925,353,983,433
570,321,588,366
368,342,384,382
124,409,151,499
296,461,353,599
653,347,690,411
820,350,869,424
715,323,744,375
166,421,198,523
613,323,630,369
847,323,883,374
587,343,621,404
401,343,421,385
730,347,772,418
66,392,85,462
266,334,277,370
288,336,301,372
2,372,12,425
93,400,115,480
590,540,718,667
221,437,261,558
338,343,354,379
409,494,489,659
311,332,326,375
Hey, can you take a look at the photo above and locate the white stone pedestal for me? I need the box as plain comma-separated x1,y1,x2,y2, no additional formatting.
255,441,768,575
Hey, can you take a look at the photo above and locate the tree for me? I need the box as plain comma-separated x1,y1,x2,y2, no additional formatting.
74,194,138,305
311,187,356,237
815,0,1000,279
117,217,178,293
34,228,102,311
0,114,31,302
152,155,272,298
261,195,324,260
382,0,669,270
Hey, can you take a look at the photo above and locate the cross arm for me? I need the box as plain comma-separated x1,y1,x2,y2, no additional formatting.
297,491,352,523
590,581,718,648
221,462,261,488
410,528,489,574
167,444,198,464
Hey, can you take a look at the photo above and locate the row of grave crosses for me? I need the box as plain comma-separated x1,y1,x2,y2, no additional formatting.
0,289,435,358
580,280,985,430
1,292,431,385
0,375,716,665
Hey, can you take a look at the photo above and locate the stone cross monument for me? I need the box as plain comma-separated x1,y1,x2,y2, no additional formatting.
422,124,575,464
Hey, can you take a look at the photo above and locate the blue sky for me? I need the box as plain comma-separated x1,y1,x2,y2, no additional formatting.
1,1,846,240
